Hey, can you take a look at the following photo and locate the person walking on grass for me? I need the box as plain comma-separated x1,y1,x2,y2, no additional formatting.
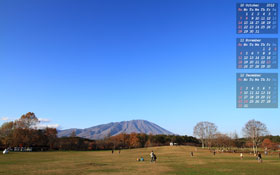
257,152,262,163
240,153,243,160
150,150,155,162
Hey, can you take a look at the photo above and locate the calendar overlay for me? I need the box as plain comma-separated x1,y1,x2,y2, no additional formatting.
237,73,278,108
237,3,278,34
237,38,278,69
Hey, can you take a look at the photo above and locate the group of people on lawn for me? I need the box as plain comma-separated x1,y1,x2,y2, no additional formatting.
137,150,157,162
136,150,273,163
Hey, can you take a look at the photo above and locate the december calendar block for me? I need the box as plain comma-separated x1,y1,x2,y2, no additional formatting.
237,73,278,108
237,38,278,69
237,3,278,34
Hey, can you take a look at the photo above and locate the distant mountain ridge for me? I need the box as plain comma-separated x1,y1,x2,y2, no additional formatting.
57,120,174,140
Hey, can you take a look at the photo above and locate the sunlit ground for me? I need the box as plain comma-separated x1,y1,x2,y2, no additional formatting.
1,146,280,175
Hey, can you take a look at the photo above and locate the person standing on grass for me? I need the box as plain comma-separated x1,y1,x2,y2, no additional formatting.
257,152,262,163
240,153,243,160
150,150,155,162
213,150,216,156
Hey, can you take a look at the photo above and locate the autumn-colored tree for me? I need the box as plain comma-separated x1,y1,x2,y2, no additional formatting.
262,138,278,150
0,121,14,147
245,141,253,148
0,112,61,150
120,133,130,148
11,112,40,147
45,128,57,149
15,112,39,129
129,133,140,148
137,133,148,147
145,133,155,147
213,133,233,148
12,128,28,146
262,138,272,148
56,137,92,151
144,139,153,147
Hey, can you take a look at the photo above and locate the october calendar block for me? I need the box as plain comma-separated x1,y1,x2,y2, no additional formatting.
237,3,278,34
237,73,278,108
237,38,278,69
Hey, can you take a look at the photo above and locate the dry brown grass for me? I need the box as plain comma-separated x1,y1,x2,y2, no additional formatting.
1,146,280,175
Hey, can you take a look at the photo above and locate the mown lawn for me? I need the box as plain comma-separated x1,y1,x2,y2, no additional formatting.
0,146,280,175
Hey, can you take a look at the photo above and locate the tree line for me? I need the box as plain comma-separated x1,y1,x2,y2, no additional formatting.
0,112,200,151
1,112,279,152
95,133,200,150
0,112,57,151
193,120,280,153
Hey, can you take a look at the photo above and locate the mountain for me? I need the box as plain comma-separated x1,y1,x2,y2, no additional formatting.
57,120,174,140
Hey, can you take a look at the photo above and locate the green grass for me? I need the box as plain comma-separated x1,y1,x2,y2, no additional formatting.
0,146,280,175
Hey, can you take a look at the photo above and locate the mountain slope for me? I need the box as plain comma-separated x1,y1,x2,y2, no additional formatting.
58,120,173,140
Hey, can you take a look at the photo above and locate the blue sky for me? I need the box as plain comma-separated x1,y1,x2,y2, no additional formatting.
0,0,279,136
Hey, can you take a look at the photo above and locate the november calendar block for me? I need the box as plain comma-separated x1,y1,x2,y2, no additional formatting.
237,3,278,34
237,38,278,69
237,73,278,108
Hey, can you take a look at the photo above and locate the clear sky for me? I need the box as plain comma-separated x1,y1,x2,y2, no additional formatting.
0,0,279,136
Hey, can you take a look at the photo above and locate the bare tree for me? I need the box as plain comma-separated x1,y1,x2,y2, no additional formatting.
193,121,217,148
243,119,268,154
228,131,239,140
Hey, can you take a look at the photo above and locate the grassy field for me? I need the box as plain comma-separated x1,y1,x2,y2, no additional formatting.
0,146,280,175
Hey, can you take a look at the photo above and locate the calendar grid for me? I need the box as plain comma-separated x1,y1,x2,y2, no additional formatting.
236,3,279,108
